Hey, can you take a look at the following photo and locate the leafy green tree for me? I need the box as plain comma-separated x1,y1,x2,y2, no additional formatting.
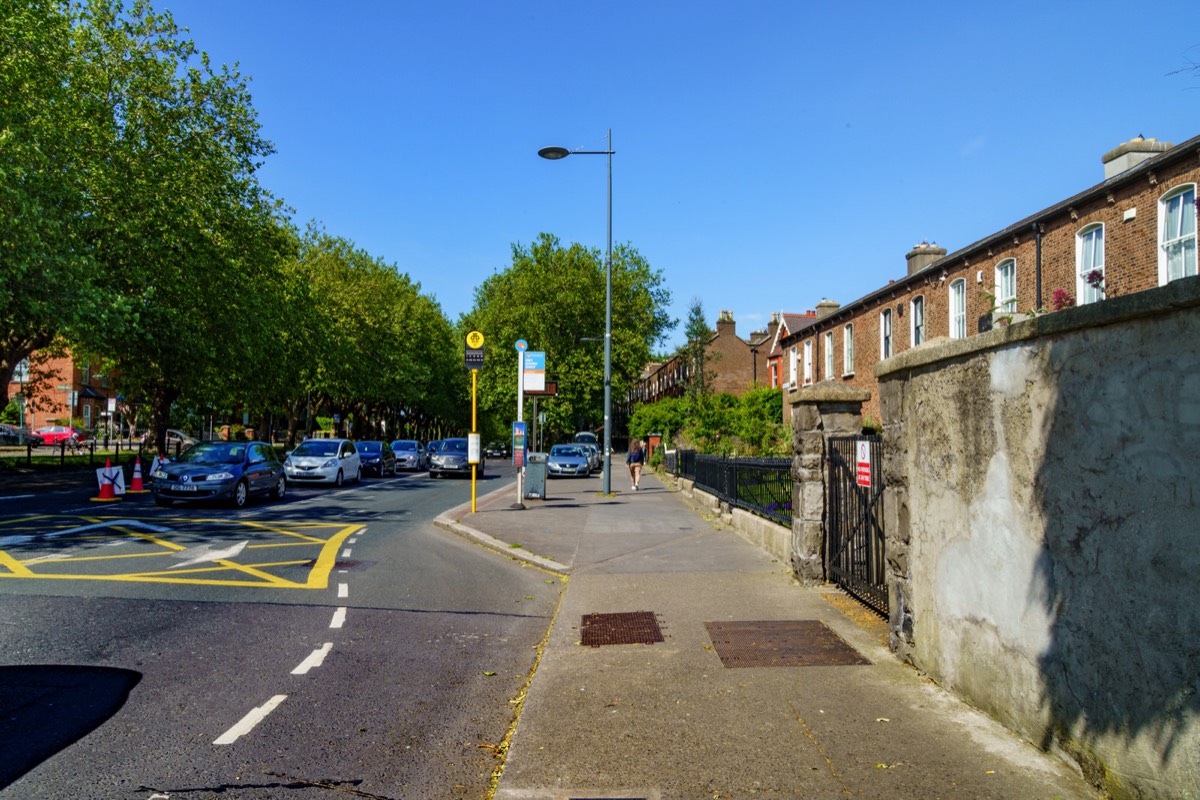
679,299,717,404
462,233,673,443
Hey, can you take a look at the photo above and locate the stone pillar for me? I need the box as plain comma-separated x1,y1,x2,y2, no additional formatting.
788,383,870,583
878,377,913,657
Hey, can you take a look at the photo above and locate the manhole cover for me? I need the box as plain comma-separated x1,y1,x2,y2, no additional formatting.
580,611,664,647
704,620,870,668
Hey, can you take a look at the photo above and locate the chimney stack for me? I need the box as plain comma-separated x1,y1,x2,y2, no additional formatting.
1102,135,1173,180
815,298,840,319
906,241,947,276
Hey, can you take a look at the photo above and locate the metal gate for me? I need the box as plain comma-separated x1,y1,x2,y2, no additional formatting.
827,436,887,616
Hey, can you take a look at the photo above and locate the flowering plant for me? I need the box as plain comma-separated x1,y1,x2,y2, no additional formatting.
1051,289,1076,311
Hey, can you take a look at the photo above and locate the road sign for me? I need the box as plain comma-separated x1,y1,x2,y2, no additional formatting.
856,440,872,488
515,339,528,352
522,351,545,392
466,330,484,349
465,344,484,370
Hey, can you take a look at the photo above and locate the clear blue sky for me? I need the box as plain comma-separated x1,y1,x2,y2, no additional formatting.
167,0,1199,351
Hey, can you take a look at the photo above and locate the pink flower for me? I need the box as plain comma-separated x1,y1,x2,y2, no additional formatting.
1051,289,1076,311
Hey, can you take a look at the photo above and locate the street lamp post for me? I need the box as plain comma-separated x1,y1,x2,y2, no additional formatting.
539,129,615,495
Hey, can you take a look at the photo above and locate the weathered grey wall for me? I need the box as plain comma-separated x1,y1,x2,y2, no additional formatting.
877,276,1200,800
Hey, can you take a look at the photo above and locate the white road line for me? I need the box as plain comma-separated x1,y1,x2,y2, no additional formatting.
330,607,347,628
291,643,333,675
337,582,348,598
349,538,358,544
213,694,288,745
0,494,34,501
341,548,352,557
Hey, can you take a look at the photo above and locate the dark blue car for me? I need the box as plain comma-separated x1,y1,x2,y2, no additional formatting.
151,441,286,509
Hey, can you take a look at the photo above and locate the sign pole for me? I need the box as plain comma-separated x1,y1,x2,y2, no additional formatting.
515,339,528,508
464,331,486,513
471,367,478,512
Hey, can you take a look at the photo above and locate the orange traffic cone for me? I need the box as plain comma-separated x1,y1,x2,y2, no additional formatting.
128,456,148,493
91,458,122,502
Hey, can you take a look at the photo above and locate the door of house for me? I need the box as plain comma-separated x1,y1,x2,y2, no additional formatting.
827,435,887,615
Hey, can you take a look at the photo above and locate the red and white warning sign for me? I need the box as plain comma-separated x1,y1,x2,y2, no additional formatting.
855,440,872,488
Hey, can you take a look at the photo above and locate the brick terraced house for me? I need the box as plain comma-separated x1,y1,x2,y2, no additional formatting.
780,134,1199,424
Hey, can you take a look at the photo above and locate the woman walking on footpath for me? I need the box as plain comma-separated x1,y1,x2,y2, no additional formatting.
626,439,645,491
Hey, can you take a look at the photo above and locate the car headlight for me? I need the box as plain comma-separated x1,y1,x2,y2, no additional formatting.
205,471,234,481
322,458,338,468
152,469,167,479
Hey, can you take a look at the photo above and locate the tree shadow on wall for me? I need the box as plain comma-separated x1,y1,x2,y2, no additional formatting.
1033,328,1200,788
0,665,141,789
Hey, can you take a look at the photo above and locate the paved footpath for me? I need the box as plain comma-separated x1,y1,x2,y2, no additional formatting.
435,469,1099,800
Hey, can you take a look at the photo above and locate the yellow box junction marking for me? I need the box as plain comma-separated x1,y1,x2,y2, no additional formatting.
0,515,362,589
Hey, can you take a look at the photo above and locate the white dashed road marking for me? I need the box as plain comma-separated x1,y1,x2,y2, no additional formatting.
214,694,288,745
291,643,333,675
338,582,348,598
330,607,347,628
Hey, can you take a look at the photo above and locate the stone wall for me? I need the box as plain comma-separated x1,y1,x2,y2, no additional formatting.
877,275,1200,800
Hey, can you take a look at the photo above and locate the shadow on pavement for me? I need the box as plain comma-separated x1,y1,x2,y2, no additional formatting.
0,664,141,789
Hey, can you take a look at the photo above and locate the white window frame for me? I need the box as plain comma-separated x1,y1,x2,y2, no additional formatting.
803,340,813,385
1076,223,1105,304
1159,184,1197,285
788,345,798,387
879,308,893,359
823,331,834,380
910,295,925,346
994,259,1017,314
950,279,967,339
842,324,855,376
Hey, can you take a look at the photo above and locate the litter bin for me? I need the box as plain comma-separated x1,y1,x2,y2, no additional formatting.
524,452,547,500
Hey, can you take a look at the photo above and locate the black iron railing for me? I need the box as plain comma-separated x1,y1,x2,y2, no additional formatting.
668,451,791,527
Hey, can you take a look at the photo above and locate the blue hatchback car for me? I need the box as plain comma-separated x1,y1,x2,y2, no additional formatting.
151,441,286,509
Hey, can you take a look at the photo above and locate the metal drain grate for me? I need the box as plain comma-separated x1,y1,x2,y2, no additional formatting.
580,611,664,647
705,620,870,668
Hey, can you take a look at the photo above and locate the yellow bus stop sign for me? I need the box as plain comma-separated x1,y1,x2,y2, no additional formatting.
466,330,484,349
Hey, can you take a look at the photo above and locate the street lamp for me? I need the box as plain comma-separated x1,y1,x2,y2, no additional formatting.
539,129,615,495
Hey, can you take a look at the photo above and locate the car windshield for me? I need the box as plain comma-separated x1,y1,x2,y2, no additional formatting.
550,445,583,457
393,440,418,451
435,439,467,453
178,443,246,464
293,440,340,457
356,442,381,453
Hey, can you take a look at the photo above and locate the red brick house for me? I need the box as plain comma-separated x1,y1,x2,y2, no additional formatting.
7,354,123,434
781,134,1199,424
764,311,818,389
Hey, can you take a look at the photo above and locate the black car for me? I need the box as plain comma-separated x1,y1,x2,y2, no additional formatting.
428,437,485,478
485,441,509,459
151,440,286,509
355,440,396,477
0,424,42,447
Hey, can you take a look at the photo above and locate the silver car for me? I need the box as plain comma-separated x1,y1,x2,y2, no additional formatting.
284,438,362,486
390,439,427,471
428,438,484,478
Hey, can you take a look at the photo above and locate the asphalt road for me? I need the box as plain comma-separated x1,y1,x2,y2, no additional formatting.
0,462,561,800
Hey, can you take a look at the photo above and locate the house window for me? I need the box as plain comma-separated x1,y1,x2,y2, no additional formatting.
995,259,1017,314
911,295,925,345
1077,224,1105,304
823,331,834,379
788,346,798,386
950,279,966,339
843,324,855,376
880,309,893,358
1159,184,1197,284
81,365,91,384
769,363,778,388
803,340,813,385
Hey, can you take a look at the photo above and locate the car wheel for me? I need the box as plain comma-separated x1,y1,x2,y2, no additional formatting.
153,495,173,507
271,475,286,500
429,471,438,479
334,469,344,487
355,467,362,483
232,479,249,509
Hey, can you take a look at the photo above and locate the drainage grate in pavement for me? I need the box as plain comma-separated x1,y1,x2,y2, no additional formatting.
704,620,871,668
580,611,664,647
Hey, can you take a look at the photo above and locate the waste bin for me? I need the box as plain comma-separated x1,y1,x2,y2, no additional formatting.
524,452,547,500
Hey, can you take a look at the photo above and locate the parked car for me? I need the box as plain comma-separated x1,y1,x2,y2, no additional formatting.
0,424,43,447
390,439,427,471
573,431,598,445
428,437,484,479
579,442,600,473
485,441,510,459
151,440,286,509
355,440,396,477
141,429,197,451
284,438,362,486
547,444,591,478
33,425,87,445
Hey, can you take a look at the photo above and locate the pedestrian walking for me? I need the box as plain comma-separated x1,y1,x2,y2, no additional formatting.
626,439,645,491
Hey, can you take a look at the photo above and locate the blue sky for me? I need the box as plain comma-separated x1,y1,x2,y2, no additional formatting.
167,0,1199,351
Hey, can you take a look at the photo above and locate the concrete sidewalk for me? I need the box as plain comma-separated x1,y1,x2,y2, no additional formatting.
435,470,1098,800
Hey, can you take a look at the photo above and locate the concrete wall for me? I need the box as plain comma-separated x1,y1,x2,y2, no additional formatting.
877,275,1200,800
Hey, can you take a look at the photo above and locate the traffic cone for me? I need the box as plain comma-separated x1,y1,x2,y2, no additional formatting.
91,458,122,502
128,456,148,493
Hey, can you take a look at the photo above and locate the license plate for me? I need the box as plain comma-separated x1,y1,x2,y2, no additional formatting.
174,484,198,492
